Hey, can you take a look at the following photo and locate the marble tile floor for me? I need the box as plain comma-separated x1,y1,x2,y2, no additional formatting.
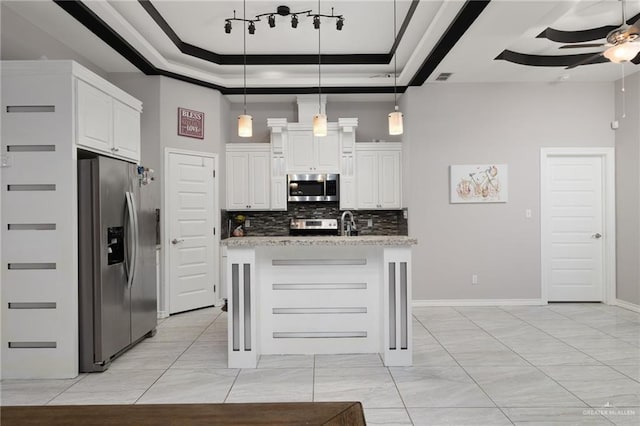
2,303,639,425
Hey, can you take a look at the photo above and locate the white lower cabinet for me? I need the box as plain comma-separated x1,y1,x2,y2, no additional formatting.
226,144,270,210
355,143,402,209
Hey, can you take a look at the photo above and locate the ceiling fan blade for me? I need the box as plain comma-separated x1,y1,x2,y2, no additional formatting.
628,16,640,35
559,43,606,49
565,52,605,69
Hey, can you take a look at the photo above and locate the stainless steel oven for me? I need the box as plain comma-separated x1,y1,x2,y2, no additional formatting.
287,173,339,202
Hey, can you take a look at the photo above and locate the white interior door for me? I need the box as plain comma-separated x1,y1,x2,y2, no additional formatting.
543,155,604,302
168,152,217,314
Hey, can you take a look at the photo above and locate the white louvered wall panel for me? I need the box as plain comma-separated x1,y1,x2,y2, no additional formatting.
1,63,78,379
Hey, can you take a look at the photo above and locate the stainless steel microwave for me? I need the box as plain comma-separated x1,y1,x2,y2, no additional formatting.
287,174,339,202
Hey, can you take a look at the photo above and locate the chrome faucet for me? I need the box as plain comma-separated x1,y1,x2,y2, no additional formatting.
340,210,356,236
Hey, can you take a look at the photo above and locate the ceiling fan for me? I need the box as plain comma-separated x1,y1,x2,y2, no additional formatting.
560,0,640,69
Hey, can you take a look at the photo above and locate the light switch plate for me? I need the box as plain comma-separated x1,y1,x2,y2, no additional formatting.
1,154,11,168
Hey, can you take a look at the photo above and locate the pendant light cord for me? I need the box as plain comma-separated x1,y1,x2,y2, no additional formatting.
393,0,397,109
243,0,247,115
318,0,322,114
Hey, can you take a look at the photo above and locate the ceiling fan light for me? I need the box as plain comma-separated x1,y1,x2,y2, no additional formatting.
388,110,403,136
604,43,640,63
313,114,327,137
238,114,253,138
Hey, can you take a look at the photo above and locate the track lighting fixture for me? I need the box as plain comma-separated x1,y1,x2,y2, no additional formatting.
224,5,344,34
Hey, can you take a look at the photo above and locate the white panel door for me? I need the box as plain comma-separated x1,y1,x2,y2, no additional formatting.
355,151,378,209
168,152,216,313
378,150,401,209
226,152,250,210
315,130,340,173
76,79,112,153
286,130,315,172
112,99,140,162
546,156,604,301
248,151,270,210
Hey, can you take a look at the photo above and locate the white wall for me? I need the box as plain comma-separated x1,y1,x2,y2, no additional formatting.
403,82,615,301
0,5,107,79
227,99,402,143
614,72,640,306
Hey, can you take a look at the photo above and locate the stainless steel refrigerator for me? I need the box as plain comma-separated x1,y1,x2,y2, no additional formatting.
78,154,157,372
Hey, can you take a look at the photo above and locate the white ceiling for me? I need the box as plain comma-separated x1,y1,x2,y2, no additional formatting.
2,0,640,93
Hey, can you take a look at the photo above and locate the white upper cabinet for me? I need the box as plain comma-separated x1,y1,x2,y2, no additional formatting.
315,131,340,172
76,80,112,152
226,144,271,211
76,79,141,163
112,99,141,161
355,143,402,210
286,128,339,173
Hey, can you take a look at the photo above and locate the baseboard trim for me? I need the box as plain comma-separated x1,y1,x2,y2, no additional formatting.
614,299,640,313
413,299,546,307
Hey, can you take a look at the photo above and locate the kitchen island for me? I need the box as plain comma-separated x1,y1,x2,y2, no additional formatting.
221,236,417,368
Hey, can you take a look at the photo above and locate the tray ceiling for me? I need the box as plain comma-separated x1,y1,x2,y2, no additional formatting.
2,0,640,95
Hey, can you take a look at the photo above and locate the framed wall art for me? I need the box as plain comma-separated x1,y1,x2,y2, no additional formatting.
450,164,508,203
177,107,204,139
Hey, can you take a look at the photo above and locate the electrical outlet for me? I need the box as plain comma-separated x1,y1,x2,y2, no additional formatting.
472,274,478,285
367,219,373,227
525,209,532,219
244,219,250,228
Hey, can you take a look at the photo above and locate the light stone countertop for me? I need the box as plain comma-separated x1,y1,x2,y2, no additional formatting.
221,235,417,247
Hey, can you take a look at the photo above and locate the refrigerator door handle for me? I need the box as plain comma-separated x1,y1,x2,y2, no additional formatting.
125,191,137,287
130,190,140,285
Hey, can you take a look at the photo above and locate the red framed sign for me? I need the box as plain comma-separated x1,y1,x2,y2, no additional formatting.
178,107,204,139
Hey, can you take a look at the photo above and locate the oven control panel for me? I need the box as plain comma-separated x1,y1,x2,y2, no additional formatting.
289,218,338,231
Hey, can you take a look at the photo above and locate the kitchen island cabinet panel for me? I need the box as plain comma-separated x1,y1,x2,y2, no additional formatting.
222,236,416,368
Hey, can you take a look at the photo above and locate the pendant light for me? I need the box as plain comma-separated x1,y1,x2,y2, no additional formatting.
388,0,403,136
312,0,327,137
238,0,252,138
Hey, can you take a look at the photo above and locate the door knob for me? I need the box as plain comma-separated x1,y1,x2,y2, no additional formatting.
592,233,602,239
171,238,184,245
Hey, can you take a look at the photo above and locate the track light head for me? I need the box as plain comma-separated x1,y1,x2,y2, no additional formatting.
268,14,276,28
336,17,344,31
224,20,232,34
291,14,298,28
248,21,256,34
313,15,320,29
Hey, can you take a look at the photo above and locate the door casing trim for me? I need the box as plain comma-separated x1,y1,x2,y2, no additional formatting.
540,147,616,304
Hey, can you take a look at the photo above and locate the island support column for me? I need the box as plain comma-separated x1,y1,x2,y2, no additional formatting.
227,248,258,368
382,247,413,366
